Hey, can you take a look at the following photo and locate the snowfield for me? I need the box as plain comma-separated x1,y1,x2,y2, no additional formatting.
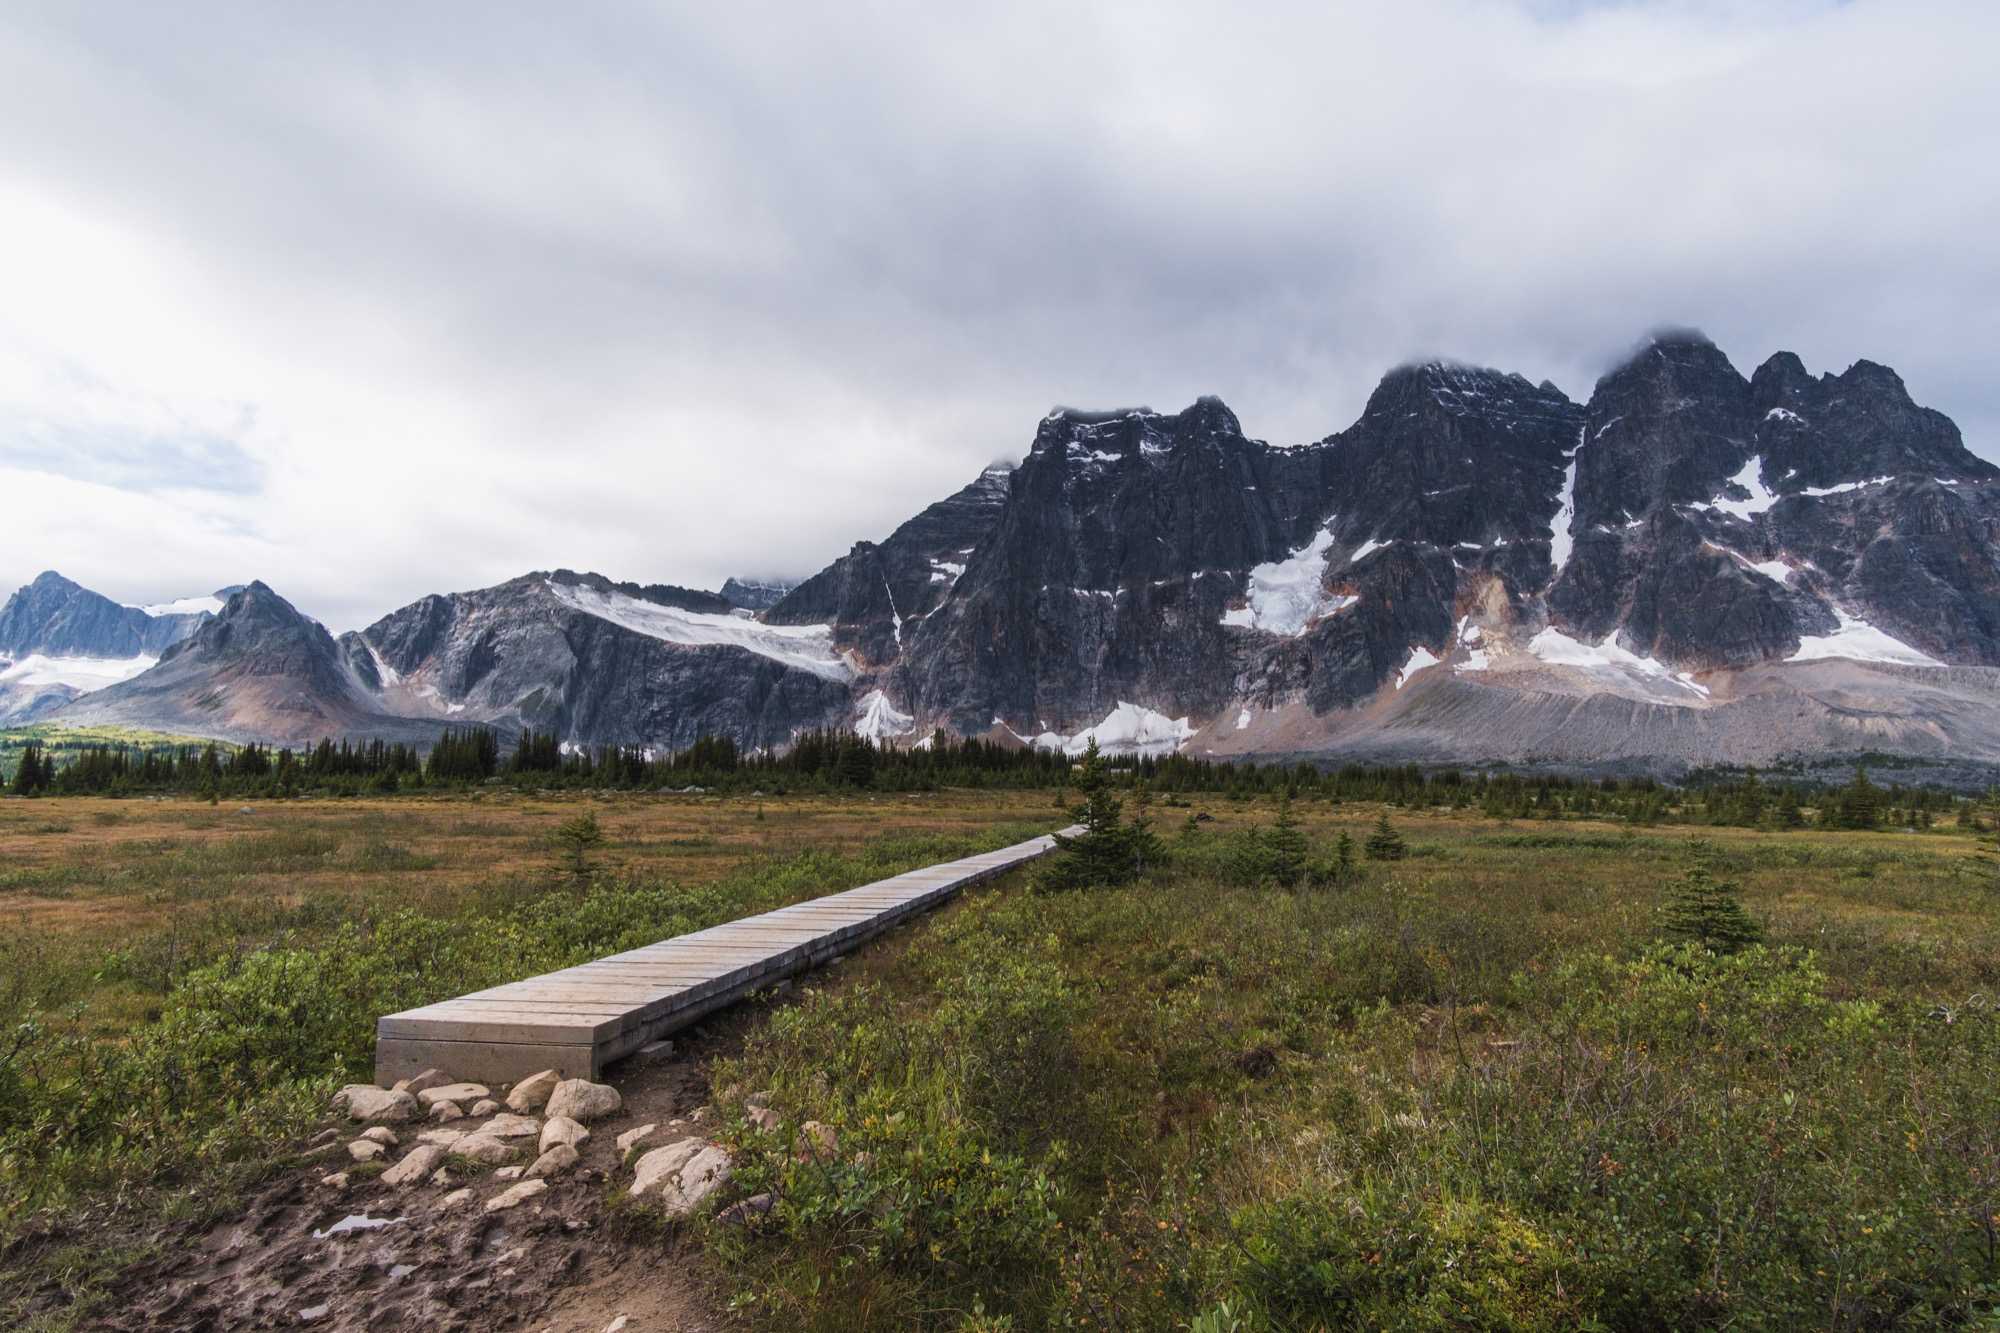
1788,609,1942,667
1033,701,1194,758
1549,426,1583,577
1395,646,1441,689
0,653,157,691
854,689,916,741
1694,456,1780,521
546,580,854,682
1219,528,1357,636
1528,628,1707,697
139,595,226,617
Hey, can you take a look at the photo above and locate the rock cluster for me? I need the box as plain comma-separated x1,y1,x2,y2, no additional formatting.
318,1067,738,1226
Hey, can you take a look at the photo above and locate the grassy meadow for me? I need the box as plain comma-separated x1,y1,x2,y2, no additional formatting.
1,783,1996,1328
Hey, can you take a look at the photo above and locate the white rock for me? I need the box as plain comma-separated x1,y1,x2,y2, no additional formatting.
526,1143,580,1179
417,1082,489,1109
429,1101,464,1123
449,1134,523,1166
481,1113,542,1139
748,1106,781,1132
494,1164,525,1181
505,1069,562,1113
416,1128,467,1148
335,1086,420,1124
545,1079,622,1123
430,1168,454,1187
396,1069,450,1096
630,1139,734,1216
320,1172,350,1189
615,1123,659,1160
347,1139,386,1162
604,1316,631,1333
438,1187,475,1210
360,1126,399,1147
469,1099,500,1117
486,1179,548,1212
541,1116,590,1154
379,1143,446,1187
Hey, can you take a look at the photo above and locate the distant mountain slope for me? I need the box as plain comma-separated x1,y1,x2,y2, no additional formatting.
41,329,2000,773
341,569,852,751
0,571,217,658
52,582,442,745
0,572,226,723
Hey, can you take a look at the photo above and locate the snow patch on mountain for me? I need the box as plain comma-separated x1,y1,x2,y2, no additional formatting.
1549,426,1583,577
139,595,226,617
854,689,915,741
1395,646,1441,689
1454,616,1491,672
1695,456,1779,520
1218,528,1357,636
546,580,853,682
1788,609,1941,667
1529,628,1706,697
0,653,157,691
1801,476,1895,498
1033,701,1193,758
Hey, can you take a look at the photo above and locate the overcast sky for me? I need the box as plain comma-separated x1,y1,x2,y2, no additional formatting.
2,0,1994,631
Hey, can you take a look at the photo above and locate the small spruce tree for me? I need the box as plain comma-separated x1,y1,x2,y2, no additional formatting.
1266,793,1309,887
1044,739,1138,891
1364,812,1406,861
552,811,605,880
1661,860,1763,954
1333,831,1357,883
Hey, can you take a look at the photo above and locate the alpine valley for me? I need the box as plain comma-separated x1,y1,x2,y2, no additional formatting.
15,330,2000,777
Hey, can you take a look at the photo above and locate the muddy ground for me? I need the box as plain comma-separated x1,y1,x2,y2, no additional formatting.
69,1030,751,1333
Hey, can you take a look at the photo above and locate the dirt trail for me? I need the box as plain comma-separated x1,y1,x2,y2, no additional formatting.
88,1044,741,1332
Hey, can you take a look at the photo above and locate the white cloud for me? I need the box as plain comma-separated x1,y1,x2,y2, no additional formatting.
0,1,1993,629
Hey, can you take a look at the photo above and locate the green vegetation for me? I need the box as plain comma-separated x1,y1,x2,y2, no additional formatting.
4,777,1999,1328
0,796,1045,1327
710,802,2000,1330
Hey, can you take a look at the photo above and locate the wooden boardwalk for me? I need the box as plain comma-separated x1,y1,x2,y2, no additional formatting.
374,827,1077,1085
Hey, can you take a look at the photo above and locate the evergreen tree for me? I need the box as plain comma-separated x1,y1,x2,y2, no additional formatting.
1332,831,1357,884
1266,793,1309,887
552,811,605,879
1661,860,1763,954
1044,739,1140,891
10,743,45,795
1832,765,1880,830
1364,811,1406,861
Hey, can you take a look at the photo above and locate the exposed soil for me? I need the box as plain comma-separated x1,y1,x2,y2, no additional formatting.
79,1034,749,1333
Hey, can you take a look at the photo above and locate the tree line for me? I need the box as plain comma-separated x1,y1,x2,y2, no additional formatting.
1,723,1990,828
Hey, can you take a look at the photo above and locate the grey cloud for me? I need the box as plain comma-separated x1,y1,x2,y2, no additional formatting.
0,0,1992,632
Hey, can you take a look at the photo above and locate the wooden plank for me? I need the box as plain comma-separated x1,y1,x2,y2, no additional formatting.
375,825,1078,1084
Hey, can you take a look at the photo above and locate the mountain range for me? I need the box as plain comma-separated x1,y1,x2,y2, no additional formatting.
12,329,2000,775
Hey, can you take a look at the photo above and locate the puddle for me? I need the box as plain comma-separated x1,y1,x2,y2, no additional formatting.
312,1213,406,1238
